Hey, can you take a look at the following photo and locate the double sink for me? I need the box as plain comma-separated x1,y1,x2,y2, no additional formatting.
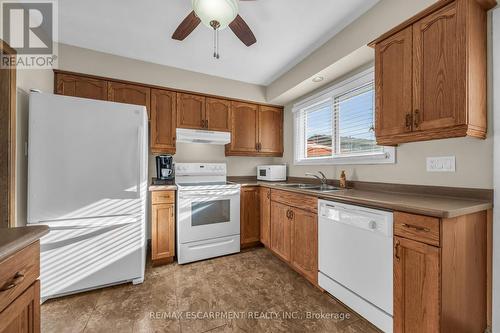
276,183,342,193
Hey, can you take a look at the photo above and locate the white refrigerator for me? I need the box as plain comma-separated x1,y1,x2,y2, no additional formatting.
27,92,148,302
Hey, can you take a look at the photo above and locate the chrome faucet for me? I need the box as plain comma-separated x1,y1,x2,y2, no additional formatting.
305,171,328,186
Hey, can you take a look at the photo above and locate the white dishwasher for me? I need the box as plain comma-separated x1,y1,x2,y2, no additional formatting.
318,199,393,333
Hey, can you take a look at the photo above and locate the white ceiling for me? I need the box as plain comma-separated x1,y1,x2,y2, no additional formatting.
58,0,379,85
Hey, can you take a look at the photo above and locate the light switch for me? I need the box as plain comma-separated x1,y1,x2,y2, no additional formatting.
426,156,456,172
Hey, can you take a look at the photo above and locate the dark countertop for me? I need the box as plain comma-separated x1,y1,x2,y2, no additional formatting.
0,225,49,262
229,179,492,219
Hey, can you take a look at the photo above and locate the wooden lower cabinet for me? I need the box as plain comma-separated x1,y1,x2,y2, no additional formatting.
269,190,318,286
393,211,488,333
151,191,175,265
0,241,42,333
394,236,440,333
290,208,318,285
0,280,40,333
240,187,260,248
270,201,291,262
259,187,271,247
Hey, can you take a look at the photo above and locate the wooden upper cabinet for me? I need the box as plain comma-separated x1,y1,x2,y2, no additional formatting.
370,0,490,145
206,98,231,132
270,201,291,262
240,187,260,247
375,27,413,140
107,82,151,119
177,93,206,129
260,187,271,247
394,236,440,333
55,73,107,100
413,2,464,132
150,89,176,154
227,101,259,154
290,208,318,284
258,106,283,155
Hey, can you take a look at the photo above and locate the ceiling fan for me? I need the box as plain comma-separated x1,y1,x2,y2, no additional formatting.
172,0,257,59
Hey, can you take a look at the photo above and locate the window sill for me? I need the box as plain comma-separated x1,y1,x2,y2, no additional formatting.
294,150,396,166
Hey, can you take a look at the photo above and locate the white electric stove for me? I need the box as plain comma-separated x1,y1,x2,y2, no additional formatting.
175,163,241,264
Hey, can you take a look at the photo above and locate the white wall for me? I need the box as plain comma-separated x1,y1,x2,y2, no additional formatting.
492,6,500,332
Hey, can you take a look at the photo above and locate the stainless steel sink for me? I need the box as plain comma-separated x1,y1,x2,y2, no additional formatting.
277,183,318,189
277,183,342,192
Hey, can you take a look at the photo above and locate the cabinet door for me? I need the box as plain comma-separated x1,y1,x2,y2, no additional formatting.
413,2,465,132
206,98,231,132
107,82,151,119
375,27,413,139
290,208,318,284
227,101,258,154
258,106,283,155
259,187,271,247
151,203,175,261
240,187,260,247
270,201,291,262
0,280,40,333
177,93,206,129
151,89,176,153
55,73,108,101
394,236,440,333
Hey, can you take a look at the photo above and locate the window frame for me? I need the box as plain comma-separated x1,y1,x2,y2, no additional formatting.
292,67,395,166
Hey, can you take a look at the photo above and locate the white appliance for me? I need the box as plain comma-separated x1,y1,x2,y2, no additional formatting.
318,200,393,333
27,92,148,302
176,128,230,145
257,165,287,181
176,163,240,264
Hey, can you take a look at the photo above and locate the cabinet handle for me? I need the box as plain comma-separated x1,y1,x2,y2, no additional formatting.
405,113,412,130
201,120,205,128
267,191,270,199
402,223,430,233
414,110,420,128
205,119,209,128
289,210,294,220
394,240,401,261
0,272,25,291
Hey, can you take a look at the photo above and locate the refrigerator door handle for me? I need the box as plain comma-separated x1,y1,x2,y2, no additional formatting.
137,126,143,197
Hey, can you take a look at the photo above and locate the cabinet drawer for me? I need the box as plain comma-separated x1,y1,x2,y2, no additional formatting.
394,212,440,246
152,191,175,205
271,189,317,214
0,241,40,313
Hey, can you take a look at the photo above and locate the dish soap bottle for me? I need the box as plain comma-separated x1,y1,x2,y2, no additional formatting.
339,170,347,189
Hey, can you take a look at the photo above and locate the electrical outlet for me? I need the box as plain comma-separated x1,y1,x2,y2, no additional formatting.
426,156,456,172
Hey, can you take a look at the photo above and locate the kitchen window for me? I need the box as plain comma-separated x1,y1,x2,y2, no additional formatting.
293,68,395,165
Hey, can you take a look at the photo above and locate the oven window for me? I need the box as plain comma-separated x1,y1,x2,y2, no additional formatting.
191,200,230,226
259,169,267,177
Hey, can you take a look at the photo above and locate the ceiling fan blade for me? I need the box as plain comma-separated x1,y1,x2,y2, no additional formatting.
172,11,201,41
229,15,256,47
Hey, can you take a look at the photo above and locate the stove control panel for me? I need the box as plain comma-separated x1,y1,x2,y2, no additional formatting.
175,163,227,176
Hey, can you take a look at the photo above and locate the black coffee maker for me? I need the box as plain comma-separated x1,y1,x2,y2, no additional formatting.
155,155,173,180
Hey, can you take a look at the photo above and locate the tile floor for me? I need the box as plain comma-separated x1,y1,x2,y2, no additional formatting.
41,248,380,333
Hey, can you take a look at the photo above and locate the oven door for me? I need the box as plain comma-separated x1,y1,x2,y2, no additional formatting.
177,188,240,243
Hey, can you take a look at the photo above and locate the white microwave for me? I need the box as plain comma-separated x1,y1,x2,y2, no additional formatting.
257,165,287,181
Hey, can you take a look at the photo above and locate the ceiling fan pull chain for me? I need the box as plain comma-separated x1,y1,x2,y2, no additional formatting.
216,28,220,59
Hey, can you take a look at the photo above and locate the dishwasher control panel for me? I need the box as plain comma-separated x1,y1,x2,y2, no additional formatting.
319,201,393,237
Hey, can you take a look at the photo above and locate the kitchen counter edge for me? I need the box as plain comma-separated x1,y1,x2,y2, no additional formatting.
0,225,49,262
232,180,492,219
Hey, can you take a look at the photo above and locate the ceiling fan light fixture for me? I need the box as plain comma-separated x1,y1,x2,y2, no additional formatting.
192,0,239,30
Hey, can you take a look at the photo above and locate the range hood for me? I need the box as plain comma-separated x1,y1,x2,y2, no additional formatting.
176,128,231,145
